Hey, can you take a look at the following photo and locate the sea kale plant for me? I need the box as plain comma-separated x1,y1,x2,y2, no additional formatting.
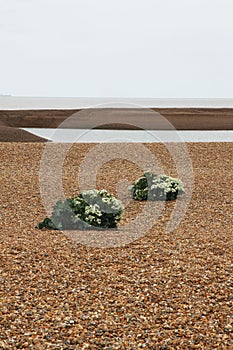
130,172,185,201
37,189,124,230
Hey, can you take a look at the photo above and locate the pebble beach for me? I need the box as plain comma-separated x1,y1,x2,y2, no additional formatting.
0,140,232,349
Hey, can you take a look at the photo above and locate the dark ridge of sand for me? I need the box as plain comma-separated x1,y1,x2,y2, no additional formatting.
0,108,233,130
0,126,48,142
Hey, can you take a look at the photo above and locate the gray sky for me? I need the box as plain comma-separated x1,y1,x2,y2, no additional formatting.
0,0,233,97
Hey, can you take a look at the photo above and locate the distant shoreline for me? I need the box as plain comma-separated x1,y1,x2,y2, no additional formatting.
0,107,233,142
1,96,233,110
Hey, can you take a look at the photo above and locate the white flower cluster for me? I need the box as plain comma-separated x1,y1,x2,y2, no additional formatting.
149,174,184,200
131,172,185,201
78,189,124,227
38,189,125,230
82,189,124,213
84,203,102,225
151,175,184,194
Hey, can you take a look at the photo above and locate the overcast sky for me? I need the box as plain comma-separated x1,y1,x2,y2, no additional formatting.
0,0,233,98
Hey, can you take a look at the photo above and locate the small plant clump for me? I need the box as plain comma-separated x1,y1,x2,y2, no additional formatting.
37,189,124,230
130,172,185,201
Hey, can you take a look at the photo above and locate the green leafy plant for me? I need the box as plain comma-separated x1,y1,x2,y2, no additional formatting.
130,172,185,201
37,189,124,230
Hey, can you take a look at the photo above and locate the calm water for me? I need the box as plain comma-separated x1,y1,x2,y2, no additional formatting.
2,96,233,109
22,128,233,143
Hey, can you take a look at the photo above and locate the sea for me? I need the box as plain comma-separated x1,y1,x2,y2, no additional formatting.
1,96,233,109
20,129,233,143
